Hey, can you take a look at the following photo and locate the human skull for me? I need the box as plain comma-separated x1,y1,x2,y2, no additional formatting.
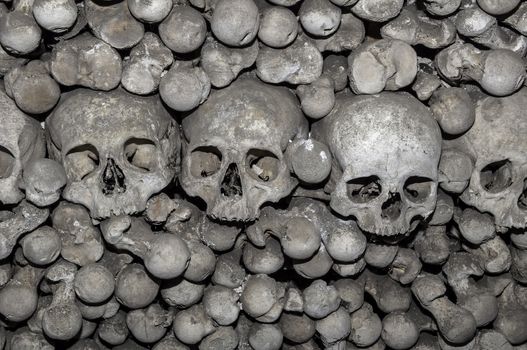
0,90,45,205
312,92,442,236
46,89,179,219
181,78,309,222
445,88,527,229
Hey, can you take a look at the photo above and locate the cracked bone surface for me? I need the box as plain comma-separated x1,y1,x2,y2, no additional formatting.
412,274,477,344
455,6,527,55
309,13,365,53
84,0,144,49
200,36,259,88
121,32,174,96
4,59,61,114
381,6,456,49
50,33,123,91
436,43,525,97
347,38,417,95
101,215,190,279
41,259,83,341
0,0,526,348
256,34,323,85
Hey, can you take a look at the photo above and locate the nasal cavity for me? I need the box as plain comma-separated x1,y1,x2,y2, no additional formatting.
221,163,243,198
101,158,126,196
381,192,402,221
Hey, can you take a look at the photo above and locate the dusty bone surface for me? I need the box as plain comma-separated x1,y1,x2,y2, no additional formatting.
0,0,526,349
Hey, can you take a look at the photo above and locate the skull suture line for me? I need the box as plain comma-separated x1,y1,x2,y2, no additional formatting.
181,78,309,222
445,88,527,229
312,92,442,237
0,90,46,205
46,89,179,219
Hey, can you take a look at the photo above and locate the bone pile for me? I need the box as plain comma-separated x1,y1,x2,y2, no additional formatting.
1,0,527,349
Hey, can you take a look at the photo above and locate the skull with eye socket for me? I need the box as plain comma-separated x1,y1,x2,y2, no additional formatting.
445,88,527,229
181,78,309,222
0,90,46,205
311,92,442,237
46,89,179,219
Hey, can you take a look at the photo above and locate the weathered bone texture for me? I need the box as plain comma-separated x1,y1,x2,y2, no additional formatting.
22,158,67,207
455,6,527,55
100,215,190,279
423,0,461,16
159,61,210,112
0,264,44,322
351,0,404,22
412,274,477,344
32,0,77,33
84,0,144,49
444,88,527,229
0,45,28,78
309,13,365,53
429,87,475,136
128,0,172,23
42,259,83,341
0,200,48,259
299,0,341,37
46,88,179,219
50,33,123,91
121,32,174,96
0,90,45,205
211,0,259,47
296,76,335,119
256,35,323,85
0,0,42,55
258,6,298,48
504,2,527,36
411,58,440,102
21,226,61,266
381,6,456,49
381,301,435,349
181,78,308,222
0,1,526,348
348,39,417,95
4,59,61,114
436,43,525,97
51,202,104,265
247,197,366,264
312,92,442,236
200,36,258,88
159,5,207,53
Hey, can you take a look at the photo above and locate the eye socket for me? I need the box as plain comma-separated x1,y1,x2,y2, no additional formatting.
403,176,434,203
190,146,222,178
245,149,280,182
480,160,513,194
65,144,100,181
124,138,157,172
0,145,15,179
347,176,382,203
518,179,527,210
